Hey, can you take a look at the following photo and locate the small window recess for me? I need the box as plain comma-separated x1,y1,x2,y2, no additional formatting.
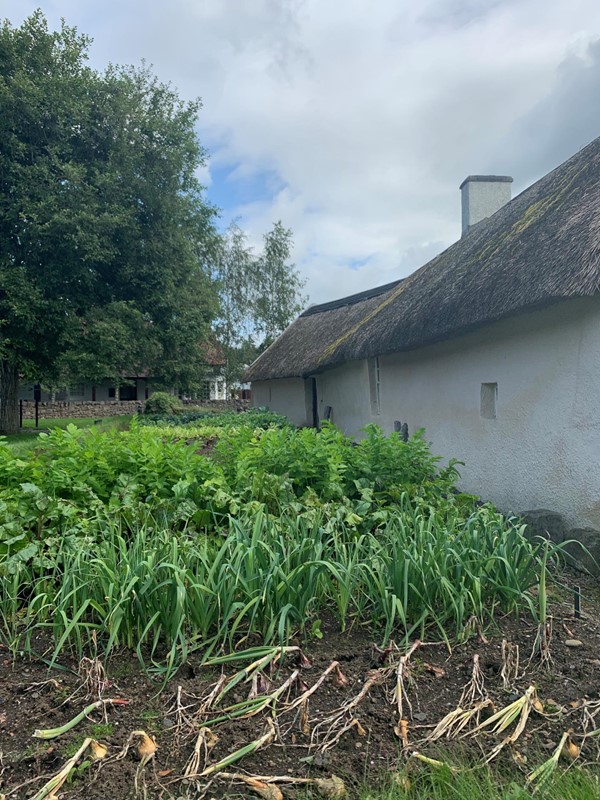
480,382,498,419
368,357,381,416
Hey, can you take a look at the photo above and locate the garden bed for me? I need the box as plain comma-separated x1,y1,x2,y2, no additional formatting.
1,415,599,799
1,569,599,799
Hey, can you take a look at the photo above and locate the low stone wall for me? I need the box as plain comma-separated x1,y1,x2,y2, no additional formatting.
21,398,251,420
21,400,143,419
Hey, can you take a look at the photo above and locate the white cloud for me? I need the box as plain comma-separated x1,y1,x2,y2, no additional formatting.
4,0,600,303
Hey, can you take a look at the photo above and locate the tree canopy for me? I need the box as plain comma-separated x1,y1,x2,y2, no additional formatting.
0,12,218,431
0,11,308,429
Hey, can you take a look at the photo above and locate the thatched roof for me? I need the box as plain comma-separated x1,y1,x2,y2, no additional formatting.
245,136,600,382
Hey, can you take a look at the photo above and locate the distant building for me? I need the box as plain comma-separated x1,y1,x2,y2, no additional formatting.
18,343,227,403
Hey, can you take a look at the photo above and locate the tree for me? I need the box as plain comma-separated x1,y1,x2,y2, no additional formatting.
0,12,218,433
56,302,161,396
213,221,306,393
212,222,255,392
255,222,306,343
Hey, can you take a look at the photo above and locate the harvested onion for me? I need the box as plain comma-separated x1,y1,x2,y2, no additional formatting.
131,730,157,763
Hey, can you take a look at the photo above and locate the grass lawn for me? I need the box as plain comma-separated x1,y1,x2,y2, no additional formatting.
356,761,600,799
2,415,132,456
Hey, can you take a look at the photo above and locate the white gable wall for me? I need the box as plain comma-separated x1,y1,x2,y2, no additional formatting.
252,378,312,427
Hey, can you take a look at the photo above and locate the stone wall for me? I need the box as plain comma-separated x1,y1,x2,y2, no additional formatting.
21,400,143,419
20,397,251,420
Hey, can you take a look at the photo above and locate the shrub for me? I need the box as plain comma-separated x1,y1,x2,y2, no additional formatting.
144,391,183,415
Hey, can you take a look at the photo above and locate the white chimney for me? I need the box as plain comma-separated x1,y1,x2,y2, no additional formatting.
460,175,513,236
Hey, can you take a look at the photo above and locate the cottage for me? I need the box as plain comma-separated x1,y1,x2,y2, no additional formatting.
244,137,600,531
18,343,228,405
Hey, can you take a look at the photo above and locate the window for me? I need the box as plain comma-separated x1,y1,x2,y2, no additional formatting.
108,387,116,399
69,384,84,396
120,384,137,401
480,382,498,419
368,357,381,415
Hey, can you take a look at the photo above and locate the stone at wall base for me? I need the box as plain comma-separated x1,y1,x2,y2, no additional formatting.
20,400,142,420
520,509,600,577
562,529,600,576
20,398,251,420
520,509,567,545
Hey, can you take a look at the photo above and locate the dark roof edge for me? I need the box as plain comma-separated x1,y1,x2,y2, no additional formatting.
300,278,403,317
459,174,513,189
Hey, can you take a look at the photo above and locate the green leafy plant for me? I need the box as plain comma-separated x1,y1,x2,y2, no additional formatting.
143,391,184,416
0,417,560,677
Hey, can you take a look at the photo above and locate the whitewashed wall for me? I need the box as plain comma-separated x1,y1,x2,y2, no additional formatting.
251,297,600,528
314,360,374,432
252,378,312,427
325,297,600,528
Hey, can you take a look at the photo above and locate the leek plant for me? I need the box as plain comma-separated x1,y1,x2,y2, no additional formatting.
1,500,549,677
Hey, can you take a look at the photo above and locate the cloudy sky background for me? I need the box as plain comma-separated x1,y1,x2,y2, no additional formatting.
3,0,600,305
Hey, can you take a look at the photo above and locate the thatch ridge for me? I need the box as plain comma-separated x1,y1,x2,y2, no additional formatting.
300,279,402,317
244,136,600,382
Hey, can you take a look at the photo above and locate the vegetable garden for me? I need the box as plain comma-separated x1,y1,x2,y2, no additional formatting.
1,413,599,799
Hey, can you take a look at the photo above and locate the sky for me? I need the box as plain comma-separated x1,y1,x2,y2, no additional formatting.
2,1,600,306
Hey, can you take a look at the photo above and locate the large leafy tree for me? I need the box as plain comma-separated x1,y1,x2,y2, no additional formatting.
213,221,306,393
0,12,218,432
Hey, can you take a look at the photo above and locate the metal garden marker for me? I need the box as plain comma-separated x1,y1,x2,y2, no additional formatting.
574,586,581,619
34,383,41,428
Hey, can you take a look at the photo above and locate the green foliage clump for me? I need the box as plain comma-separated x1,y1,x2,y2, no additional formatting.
141,407,290,429
213,421,457,508
143,391,183,416
0,422,221,578
215,421,353,504
353,424,457,496
0,417,558,678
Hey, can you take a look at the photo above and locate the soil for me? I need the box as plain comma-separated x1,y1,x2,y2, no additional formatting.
1,568,600,800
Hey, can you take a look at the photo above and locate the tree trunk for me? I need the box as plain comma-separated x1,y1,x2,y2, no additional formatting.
0,361,19,435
